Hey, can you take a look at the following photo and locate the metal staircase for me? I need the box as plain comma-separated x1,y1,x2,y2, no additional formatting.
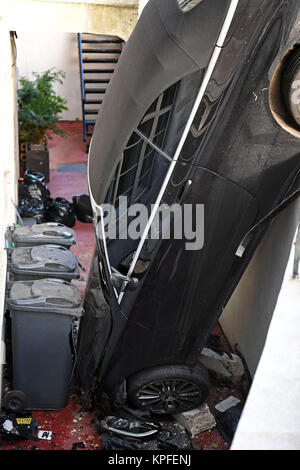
78,33,123,150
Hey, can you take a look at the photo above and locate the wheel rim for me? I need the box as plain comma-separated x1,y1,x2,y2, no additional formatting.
136,379,203,414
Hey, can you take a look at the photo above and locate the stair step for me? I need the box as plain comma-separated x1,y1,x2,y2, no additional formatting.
83,69,115,74
84,109,100,114
84,78,110,84
79,33,119,146
81,39,122,44
83,58,118,63
85,88,106,94
82,48,121,54
84,99,103,104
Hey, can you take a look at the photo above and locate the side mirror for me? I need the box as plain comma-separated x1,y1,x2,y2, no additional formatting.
110,267,139,291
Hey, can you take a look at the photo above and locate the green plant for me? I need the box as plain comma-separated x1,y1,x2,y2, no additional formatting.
17,68,68,144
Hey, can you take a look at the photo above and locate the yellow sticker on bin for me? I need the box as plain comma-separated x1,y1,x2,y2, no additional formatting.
16,418,32,425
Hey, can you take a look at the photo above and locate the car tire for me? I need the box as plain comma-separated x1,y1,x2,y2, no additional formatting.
127,364,210,415
282,47,300,127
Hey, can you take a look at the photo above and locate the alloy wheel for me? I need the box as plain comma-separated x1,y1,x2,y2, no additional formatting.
136,379,203,414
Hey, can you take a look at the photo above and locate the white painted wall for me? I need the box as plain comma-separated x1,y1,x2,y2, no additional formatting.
16,31,82,121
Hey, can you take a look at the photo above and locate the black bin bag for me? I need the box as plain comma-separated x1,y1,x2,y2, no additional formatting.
46,197,76,228
72,194,93,223
18,170,51,223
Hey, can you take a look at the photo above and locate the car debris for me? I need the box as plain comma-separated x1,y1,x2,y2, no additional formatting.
95,410,192,450
71,441,86,450
199,347,245,384
215,395,241,413
101,433,139,450
174,403,216,438
95,414,160,438
0,414,38,440
37,430,53,440
216,404,244,445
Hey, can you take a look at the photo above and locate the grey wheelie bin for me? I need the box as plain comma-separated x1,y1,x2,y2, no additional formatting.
9,244,80,281
8,222,76,248
6,278,82,411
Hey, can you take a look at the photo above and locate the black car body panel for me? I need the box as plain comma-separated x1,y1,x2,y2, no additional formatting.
77,0,300,395
88,0,232,206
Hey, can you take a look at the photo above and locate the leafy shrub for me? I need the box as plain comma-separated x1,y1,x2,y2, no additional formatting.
18,68,68,144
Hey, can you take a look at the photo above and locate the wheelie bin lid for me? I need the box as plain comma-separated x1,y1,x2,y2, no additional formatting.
7,278,82,317
9,223,76,247
9,245,80,279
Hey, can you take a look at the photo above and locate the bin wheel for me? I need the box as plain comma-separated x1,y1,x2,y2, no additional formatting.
127,364,210,415
3,390,28,413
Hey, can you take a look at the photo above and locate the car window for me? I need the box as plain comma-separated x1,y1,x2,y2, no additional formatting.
104,82,179,215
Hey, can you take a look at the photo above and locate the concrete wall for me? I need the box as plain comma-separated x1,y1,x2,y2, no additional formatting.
0,27,19,228
0,20,19,408
4,0,139,40
16,32,82,121
231,202,300,450
138,0,149,14
220,201,300,377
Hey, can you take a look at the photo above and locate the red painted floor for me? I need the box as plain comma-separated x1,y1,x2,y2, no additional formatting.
1,122,242,451
48,121,96,295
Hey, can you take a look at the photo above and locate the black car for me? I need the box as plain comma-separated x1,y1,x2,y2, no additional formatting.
77,0,300,414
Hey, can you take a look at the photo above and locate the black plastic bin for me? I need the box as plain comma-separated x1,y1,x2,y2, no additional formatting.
9,222,76,248
7,279,82,410
9,245,80,281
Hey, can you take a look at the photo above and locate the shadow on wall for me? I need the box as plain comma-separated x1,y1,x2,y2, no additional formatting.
220,199,300,377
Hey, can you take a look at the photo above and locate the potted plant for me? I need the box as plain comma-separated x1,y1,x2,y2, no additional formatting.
17,68,68,182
